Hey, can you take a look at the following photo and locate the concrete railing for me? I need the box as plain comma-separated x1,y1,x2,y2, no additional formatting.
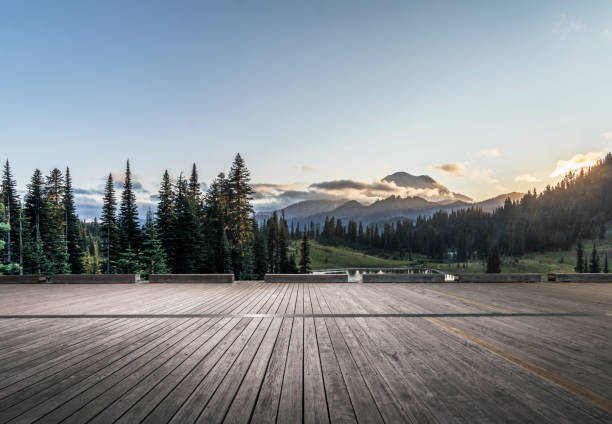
264,274,348,283
0,275,46,284
362,273,445,283
50,274,140,284
548,273,612,283
149,274,234,283
455,274,541,283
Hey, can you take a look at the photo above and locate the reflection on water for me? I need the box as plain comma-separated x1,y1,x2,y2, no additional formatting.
312,267,455,282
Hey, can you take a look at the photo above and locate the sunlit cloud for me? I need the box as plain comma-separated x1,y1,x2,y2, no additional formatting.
432,163,466,177
469,168,498,184
478,148,500,158
515,174,541,183
550,152,603,177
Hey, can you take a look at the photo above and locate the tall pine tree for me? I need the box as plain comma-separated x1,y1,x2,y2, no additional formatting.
23,169,47,275
118,160,141,253
100,173,120,273
1,160,21,264
156,170,175,271
299,231,311,273
64,168,84,273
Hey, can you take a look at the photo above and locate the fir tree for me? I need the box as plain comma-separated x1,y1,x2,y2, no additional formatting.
156,170,175,271
64,168,84,273
575,239,584,273
140,209,168,278
1,160,21,264
266,212,278,272
287,253,298,274
299,231,311,273
116,247,140,274
118,160,141,252
44,168,68,275
590,243,600,273
0,203,19,274
226,153,254,276
188,163,201,201
172,175,201,273
486,245,501,273
100,173,120,273
253,220,267,279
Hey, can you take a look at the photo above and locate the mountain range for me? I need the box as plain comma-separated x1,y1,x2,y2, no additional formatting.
257,172,524,225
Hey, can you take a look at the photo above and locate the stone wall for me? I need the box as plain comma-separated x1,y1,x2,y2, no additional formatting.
361,273,445,283
0,275,45,284
264,274,348,283
149,274,235,283
548,273,612,283
50,274,140,284
455,274,541,283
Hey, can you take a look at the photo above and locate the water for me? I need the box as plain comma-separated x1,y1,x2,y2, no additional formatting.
312,267,455,282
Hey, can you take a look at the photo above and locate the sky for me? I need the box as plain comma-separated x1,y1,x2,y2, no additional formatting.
1,0,611,217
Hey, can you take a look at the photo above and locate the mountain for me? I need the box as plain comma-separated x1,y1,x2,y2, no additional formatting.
382,172,473,203
281,198,349,219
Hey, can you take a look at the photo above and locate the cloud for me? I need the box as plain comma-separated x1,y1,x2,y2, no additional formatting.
110,172,149,193
432,163,466,177
515,174,542,183
602,131,612,139
554,14,585,39
74,187,104,195
550,151,603,177
469,168,498,184
301,165,318,173
478,148,501,158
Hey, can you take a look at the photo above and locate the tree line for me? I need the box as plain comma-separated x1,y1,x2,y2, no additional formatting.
0,154,312,278
308,153,612,269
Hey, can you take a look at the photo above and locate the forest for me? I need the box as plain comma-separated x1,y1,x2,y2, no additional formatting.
1,153,611,278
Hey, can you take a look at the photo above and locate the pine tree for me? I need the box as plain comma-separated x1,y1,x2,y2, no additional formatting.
156,170,175,271
575,239,584,273
188,163,201,201
204,173,230,273
486,245,501,273
226,153,254,276
64,168,84,273
287,254,298,274
252,220,267,279
278,218,290,273
299,231,311,273
605,255,609,273
44,168,68,276
140,209,168,278
116,247,140,274
0,202,19,274
1,160,21,264
172,175,201,273
590,243,600,273
118,160,141,253
266,212,278,272
100,173,120,273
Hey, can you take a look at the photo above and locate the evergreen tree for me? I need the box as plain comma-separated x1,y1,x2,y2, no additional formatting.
266,212,278,272
486,245,501,273
118,160,141,252
1,160,21,264
278,218,290,273
64,168,84,273
590,243,600,273
605,255,609,273
220,230,232,273
188,163,201,201
173,175,202,273
44,168,68,275
100,173,120,273
252,220,267,279
226,153,254,276
575,239,584,273
156,170,175,271
0,202,19,274
287,253,298,274
116,247,140,274
140,209,168,278
299,231,311,273
204,173,229,273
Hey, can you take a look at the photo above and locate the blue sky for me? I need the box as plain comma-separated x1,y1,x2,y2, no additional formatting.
1,1,611,217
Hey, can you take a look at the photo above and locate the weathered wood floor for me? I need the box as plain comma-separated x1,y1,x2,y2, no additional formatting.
0,282,611,423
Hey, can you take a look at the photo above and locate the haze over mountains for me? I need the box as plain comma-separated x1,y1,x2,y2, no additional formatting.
256,172,524,225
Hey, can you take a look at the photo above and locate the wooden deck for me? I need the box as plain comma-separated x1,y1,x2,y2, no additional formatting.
1,281,611,423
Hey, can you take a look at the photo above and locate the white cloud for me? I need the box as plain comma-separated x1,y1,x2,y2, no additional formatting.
550,152,603,177
432,163,466,177
478,148,501,158
515,174,542,183
554,14,585,38
469,168,498,184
